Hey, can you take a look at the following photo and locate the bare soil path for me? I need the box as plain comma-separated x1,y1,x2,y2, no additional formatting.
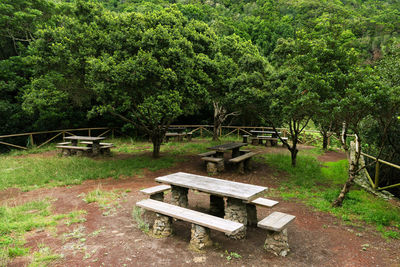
2,148,400,267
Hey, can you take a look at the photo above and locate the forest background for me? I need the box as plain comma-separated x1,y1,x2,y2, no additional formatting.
1,0,400,196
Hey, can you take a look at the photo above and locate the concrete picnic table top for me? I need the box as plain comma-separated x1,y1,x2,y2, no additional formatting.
155,172,267,202
64,136,106,141
207,142,247,152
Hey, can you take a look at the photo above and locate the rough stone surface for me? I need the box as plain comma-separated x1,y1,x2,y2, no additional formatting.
189,224,213,250
210,195,225,217
171,186,188,208
224,197,247,239
238,162,245,174
264,228,290,257
246,204,257,226
207,162,218,175
150,192,164,201
152,213,173,237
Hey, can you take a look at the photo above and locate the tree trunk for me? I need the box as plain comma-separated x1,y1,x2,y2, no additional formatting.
322,130,329,150
213,116,221,141
151,132,164,158
290,148,298,167
332,135,361,207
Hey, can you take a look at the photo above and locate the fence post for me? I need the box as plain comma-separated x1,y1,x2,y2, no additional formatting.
88,129,91,137
237,128,240,140
62,131,65,139
30,134,34,146
374,161,380,189
200,127,203,138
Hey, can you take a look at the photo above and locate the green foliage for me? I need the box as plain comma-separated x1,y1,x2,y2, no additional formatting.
263,154,400,238
132,207,149,233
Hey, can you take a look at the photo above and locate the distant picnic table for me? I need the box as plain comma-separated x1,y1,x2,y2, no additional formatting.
207,142,247,158
57,135,113,156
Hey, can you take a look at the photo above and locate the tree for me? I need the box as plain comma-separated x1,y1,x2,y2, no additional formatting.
203,35,270,140
86,8,214,157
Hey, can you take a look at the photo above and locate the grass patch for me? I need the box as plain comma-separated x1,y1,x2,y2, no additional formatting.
28,244,62,267
0,199,89,260
263,153,400,239
0,154,176,191
80,188,128,216
132,207,149,233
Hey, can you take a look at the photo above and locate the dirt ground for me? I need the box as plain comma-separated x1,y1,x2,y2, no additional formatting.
2,146,400,267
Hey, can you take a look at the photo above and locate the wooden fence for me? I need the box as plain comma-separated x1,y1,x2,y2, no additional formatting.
0,127,115,150
361,152,400,191
0,124,331,151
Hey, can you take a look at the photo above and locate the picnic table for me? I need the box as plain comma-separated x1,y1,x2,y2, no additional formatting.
249,130,284,146
207,142,247,158
64,136,106,156
155,172,267,239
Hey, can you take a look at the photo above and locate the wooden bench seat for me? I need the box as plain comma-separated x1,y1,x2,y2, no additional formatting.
80,141,114,146
198,151,216,157
229,152,257,174
136,199,244,250
201,156,224,175
250,197,279,208
140,185,171,201
56,145,91,150
57,142,71,145
258,211,296,257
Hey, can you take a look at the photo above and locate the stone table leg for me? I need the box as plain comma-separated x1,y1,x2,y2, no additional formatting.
150,192,164,201
152,213,173,237
171,185,188,208
224,197,247,239
215,151,224,158
246,204,257,226
232,148,240,158
210,195,225,217
92,141,100,156
264,229,290,256
189,224,213,250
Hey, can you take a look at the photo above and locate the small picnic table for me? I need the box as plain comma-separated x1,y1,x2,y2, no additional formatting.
64,136,105,156
155,172,267,239
207,142,247,158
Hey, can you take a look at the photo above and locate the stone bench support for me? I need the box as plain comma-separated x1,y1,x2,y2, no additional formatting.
171,185,188,208
224,197,247,239
264,229,290,256
189,224,213,250
153,213,173,237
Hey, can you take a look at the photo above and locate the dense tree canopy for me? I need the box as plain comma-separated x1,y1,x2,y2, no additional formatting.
1,0,400,198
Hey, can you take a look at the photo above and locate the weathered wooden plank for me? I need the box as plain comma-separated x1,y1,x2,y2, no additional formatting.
57,142,71,145
80,141,114,146
140,185,171,195
257,212,295,231
201,157,223,163
198,151,216,157
64,136,105,141
136,199,244,234
155,172,267,202
229,152,257,163
56,146,91,151
251,197,279,208
207,142,247,152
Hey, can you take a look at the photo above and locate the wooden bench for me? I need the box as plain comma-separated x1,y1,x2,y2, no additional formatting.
136,199,244,250
56,145,92,156
242,135,250,143
165,132,186,142
80,141,114,146
201,157,224,175
198,151,216,157
229,152,257,174
251,197,279,208
80,142,114,155
258,212,296,256
245,197,279,226
57,142,71,145
140,185,171,201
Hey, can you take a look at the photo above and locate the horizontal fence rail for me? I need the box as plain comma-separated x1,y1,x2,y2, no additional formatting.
361,152,400,191
0,127,115,150
0,124,342,151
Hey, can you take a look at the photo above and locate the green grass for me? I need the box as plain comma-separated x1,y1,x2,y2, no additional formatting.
0,154,176,191
263,154,400,239
28,244,62,267
0,199,88,260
